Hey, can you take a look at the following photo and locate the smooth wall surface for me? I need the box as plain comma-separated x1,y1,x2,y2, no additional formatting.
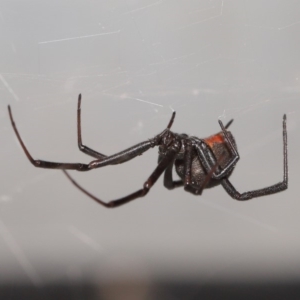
0,0,299,288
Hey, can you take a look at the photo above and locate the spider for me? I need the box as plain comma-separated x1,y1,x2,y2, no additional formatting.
8,94,288,208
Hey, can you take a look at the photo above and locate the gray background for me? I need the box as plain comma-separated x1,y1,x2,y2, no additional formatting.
0,0,299,288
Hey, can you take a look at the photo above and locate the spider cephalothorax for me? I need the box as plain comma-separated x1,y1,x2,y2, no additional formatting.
8,94,288,208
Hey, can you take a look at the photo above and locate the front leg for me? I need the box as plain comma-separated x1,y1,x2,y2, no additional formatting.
8,105,155,171
87,111,177,169
8,104,175,172
8,105,91,171
77,94,107,159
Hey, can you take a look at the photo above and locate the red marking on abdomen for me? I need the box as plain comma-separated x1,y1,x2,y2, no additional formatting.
204,133,224,148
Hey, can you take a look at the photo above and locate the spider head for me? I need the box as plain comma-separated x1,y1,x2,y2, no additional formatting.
159,130,176,153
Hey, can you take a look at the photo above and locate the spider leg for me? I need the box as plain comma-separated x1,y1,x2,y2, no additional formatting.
8,105,91,171
163,162,183,190
196,125,239,181
210,118,239,179
77,94,107,159
87,111,176,169
194,118,240,180
163,142,215,195
62,148,178,208
221,179,287,200
8,105,175,171
182,143,196,194
224,119,234,129
163,141,197,191
186,145,229,195
221,114,288,200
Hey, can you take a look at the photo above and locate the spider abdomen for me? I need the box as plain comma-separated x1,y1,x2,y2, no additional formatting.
175,132,237,190
175,154,221,189
204,132,237,167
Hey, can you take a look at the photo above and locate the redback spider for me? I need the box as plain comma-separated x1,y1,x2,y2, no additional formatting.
8,94,288,208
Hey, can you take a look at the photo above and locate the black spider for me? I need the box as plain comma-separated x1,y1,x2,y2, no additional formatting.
8,94,288,208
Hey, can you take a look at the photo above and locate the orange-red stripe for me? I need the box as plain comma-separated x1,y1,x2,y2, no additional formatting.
204,133,224,148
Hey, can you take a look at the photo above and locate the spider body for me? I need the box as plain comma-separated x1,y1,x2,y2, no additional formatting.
169,132,237,193
8,94,288,208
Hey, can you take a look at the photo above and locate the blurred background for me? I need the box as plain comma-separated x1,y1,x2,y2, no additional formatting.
0,0,299,299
